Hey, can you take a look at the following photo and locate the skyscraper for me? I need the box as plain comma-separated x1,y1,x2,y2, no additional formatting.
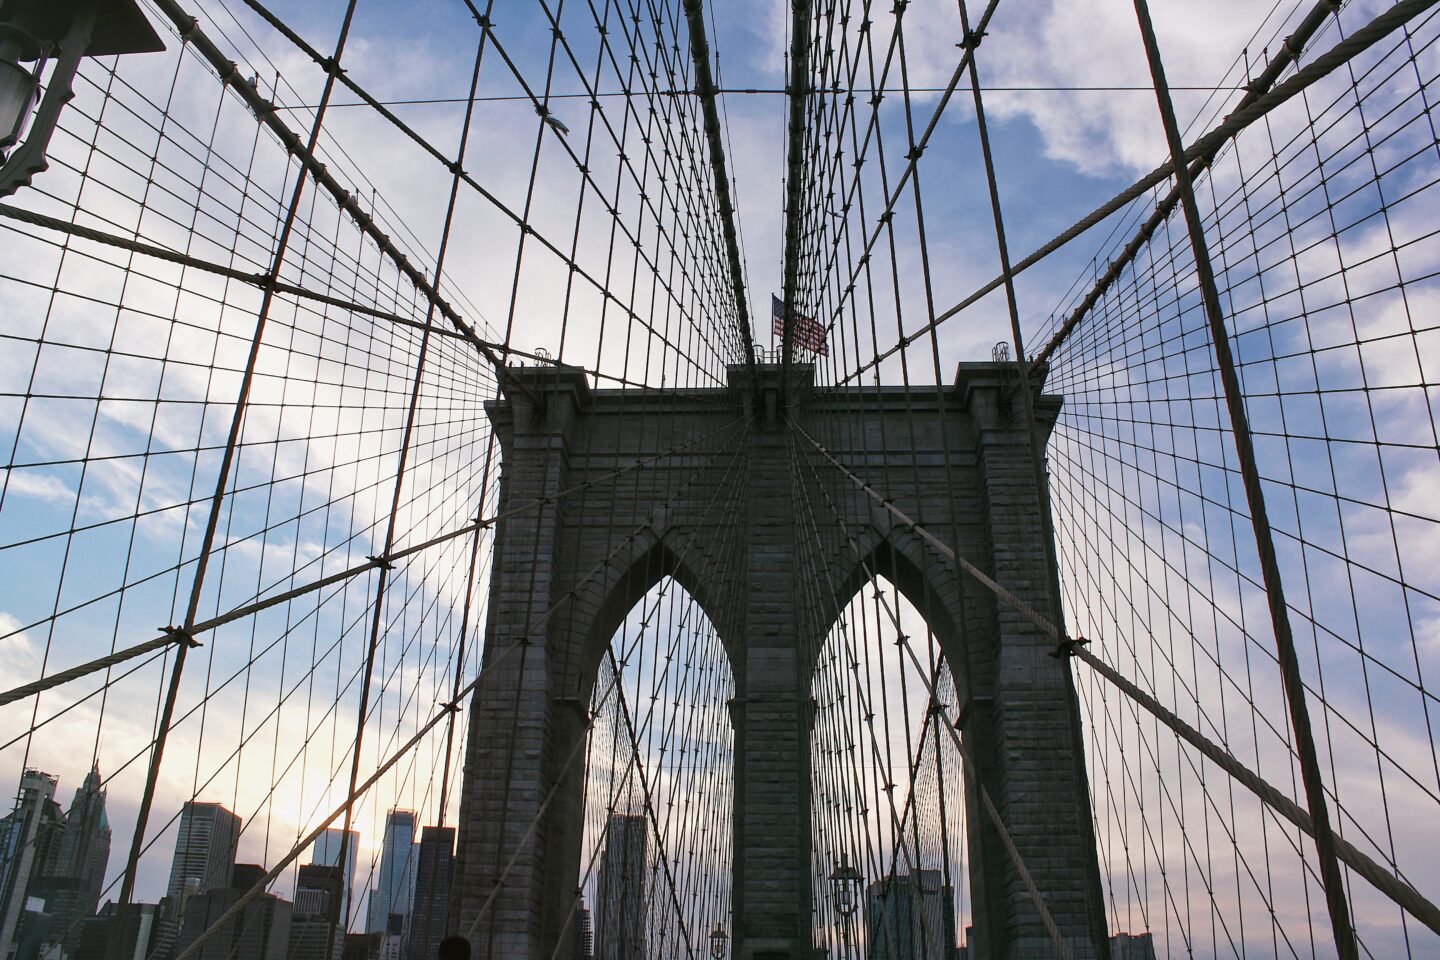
72,902,170,960
574,898,592,960
307,830,358,927
376,916,403,960
364,811,415,936
293,865,343,922
1108,932,1158,960
863,870,957,960
0,770,63,960
171,866,289,960
402,827,452,960
32,764,111,954
340,933,381,960
290,864,346,960
592,814,646,960
167,803,242,899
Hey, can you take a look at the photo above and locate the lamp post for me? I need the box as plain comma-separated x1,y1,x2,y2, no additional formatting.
708,924,728,960
0,0,163,197
828,854,863,960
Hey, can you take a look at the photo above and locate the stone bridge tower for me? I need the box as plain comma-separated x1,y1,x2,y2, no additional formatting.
452,362,1107,960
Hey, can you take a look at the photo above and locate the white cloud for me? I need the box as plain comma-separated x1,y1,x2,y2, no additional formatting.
3,469,75,505
0,612,39,667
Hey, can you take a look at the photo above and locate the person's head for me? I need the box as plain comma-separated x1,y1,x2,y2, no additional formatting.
437,937,470,960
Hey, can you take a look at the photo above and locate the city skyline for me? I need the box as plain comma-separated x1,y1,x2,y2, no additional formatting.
0,773,457,960
0,769,454,911
0,766,114,960
34,765,111,957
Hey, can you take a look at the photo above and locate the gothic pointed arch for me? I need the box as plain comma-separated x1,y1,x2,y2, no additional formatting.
553,512,741,706
810,512,975,704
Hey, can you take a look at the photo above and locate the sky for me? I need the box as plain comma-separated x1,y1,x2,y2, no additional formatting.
2,0,1438,956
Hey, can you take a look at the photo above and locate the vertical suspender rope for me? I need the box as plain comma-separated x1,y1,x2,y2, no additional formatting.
110,0,364,933
1028,0,1344,373
792,416,1440,939
945,0,1111,950
331,7,499,957
682,0,757,373
1124,5,1360,954
780,0,814,385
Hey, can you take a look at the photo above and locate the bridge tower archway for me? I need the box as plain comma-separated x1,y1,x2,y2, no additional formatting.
453,362,1107,960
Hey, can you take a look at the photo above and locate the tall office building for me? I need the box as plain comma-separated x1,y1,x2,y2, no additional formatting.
340,933,380,960
375,916,403,960
863,870,957,960
290,865,346,960
307,830,358,926
171,865,289,960
573,898,592,960
72,902,170,960
55,766,109,907
1109,932,1158,960
167,803,242,899
402,828,451,960
32,764,111,954
363,812,415,936
293,865,342,921
592,814,646,960
0,770,63,960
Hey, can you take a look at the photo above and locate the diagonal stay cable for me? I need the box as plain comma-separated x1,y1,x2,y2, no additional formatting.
0,415,748,708
168,418,748,960
237,0,736,382
108,1,369,924
1028,0,1344,373
145,0,529,397
831,0,1440,388
683,0,756,371
0,201,514,354
789,415,1440,938
456,429,752,952
1129,0,1354,948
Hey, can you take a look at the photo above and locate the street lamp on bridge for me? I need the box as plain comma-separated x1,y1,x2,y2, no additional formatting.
0,0,163,197
708,924,728,960
828,854,864,959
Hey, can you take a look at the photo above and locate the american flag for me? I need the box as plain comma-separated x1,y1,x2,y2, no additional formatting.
771,294,829,356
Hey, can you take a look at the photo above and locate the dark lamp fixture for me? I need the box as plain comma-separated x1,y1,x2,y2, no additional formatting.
707,925,728,960
0,29,38,153
0,0,164,197
828,854,863,918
